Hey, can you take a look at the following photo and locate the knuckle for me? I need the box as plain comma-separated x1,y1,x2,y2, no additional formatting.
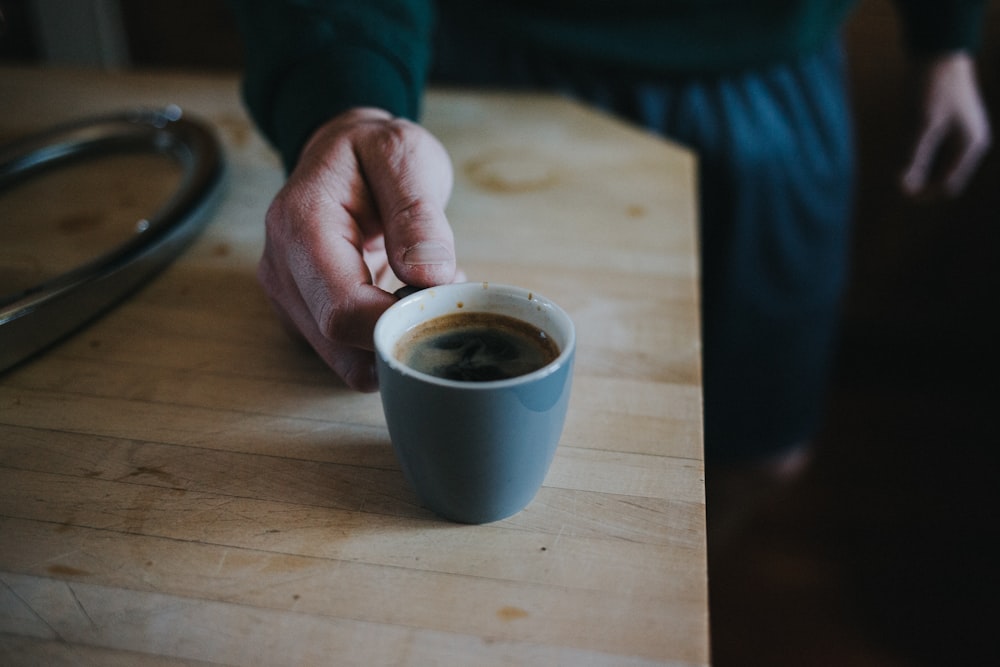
314,286,357,344
336,355,377,393
317,296,340,337
389,195,434,230
372,119,417,162
263,185,329,259
263,187,301,245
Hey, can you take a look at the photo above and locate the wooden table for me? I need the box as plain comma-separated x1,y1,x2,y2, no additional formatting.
0,66,707,666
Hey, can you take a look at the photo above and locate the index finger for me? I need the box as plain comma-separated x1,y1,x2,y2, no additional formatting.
269,160,396,353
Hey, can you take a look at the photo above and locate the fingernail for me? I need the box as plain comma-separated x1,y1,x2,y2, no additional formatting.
403,242,452,266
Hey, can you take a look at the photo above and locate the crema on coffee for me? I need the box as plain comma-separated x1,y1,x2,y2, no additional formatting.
394,311,559,381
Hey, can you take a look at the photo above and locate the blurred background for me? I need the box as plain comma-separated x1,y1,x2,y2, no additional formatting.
2,1,998,664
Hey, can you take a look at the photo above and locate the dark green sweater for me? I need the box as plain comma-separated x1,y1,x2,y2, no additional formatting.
230,0,985,170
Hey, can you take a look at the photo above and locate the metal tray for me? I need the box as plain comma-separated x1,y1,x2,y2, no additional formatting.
0,107,225,373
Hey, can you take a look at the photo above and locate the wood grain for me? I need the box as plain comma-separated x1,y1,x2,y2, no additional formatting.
0,66,706,666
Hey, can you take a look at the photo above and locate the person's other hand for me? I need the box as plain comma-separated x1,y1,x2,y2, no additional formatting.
901,51,992,197
258,107,458,391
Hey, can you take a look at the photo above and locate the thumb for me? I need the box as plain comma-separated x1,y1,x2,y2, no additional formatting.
356,118,457,287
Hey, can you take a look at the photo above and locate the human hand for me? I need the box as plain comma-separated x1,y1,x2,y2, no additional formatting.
258,107,458,391
901,51,992,197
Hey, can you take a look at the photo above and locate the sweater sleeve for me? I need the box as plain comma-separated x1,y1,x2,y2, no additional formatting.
229,0,435,171
893,0,986,55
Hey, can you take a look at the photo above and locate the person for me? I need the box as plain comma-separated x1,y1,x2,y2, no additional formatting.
228,1,991,519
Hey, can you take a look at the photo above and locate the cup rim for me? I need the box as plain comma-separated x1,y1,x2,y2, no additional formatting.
374,282,575,389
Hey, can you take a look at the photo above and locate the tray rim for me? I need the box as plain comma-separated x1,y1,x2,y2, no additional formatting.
0,107,225,372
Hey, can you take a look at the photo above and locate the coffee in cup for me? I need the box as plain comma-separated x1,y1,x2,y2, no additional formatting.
374,282,575,523
394,311,560,382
